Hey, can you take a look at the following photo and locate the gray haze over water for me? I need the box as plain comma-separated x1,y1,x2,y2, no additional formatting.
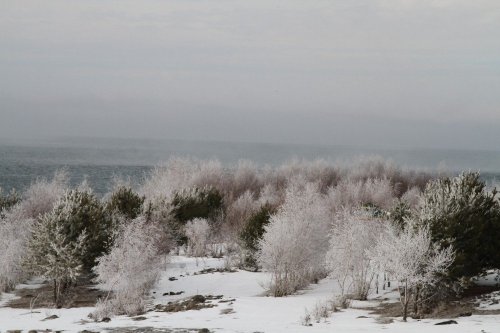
1,1,500,150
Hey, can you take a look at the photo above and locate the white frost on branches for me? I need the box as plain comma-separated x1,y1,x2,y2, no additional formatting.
185,218,211,257
0,206,34,292
326,210,384,300
93,217,166,317
258,181,330,296
24,209,86,306
371,221,454,321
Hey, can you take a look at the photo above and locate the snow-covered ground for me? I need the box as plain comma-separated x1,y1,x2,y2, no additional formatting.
1,256,500,332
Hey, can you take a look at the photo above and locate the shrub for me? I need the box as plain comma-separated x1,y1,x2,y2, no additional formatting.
185,218,211,257
0,206,34,292
371,220,454,321
223,191,259,240
0,189,21,216
326,210,384,300
92,217,165,318
21,170,69,219
258,181,330,296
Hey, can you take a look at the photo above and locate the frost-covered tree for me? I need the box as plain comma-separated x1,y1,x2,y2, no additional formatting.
0,206,34,292
140,157,225,204
93,217,166,317
49,189,112,270
371,221,454,321
326,178,395,213
185,218,211,257
258,181,330,296
24,210,86,306
418,172,500,280
326,210,384,300
21,170,69,219
224,190,259,240
0,188,21,216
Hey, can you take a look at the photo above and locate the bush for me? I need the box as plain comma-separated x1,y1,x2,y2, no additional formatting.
240,204,274,271
106,186,144,220
258,181,330,296
0,189,21,216
0,206,34,292
185,218,210,257
326,210,384,300
21,170,69,219
419,172,500,280
92,217,165,318
371,220,454,321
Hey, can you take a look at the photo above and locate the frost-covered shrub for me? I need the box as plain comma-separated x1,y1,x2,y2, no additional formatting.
326,178,396,213
93,217,166,318
0,188,21,216
276,158,339,193
326,210,385,300
0,206,34,292
371,221,454,321
390,200,412,230
185,218,210,257
140,157,225,203
21,170,69,219
223,191,259,240
24,209,86,306
231,160,262,198
418,172,500,280
257,184,282,207
401,186,421,208
49,189,112,270
259,181,330,296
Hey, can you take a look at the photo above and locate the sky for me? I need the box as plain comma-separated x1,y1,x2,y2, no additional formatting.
1,0,500,150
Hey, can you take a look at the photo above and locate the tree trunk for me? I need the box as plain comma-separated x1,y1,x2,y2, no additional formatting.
53,280,57,305
402,281,409,322
413,285,419,317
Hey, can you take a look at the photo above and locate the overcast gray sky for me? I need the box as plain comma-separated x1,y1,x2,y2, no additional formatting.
1,0,499,150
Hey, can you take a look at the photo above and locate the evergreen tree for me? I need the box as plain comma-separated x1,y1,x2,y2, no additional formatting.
240,204,273,271
419,172,500,280
106,186,144,220
24,212,86,306
50,189,112,270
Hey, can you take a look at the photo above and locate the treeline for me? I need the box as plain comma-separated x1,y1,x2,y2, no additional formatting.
1,156,499,322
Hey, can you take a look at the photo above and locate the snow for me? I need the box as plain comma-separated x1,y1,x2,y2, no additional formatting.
1,255,500,332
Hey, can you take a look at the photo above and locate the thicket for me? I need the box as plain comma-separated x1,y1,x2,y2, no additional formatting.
4,156,499,322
